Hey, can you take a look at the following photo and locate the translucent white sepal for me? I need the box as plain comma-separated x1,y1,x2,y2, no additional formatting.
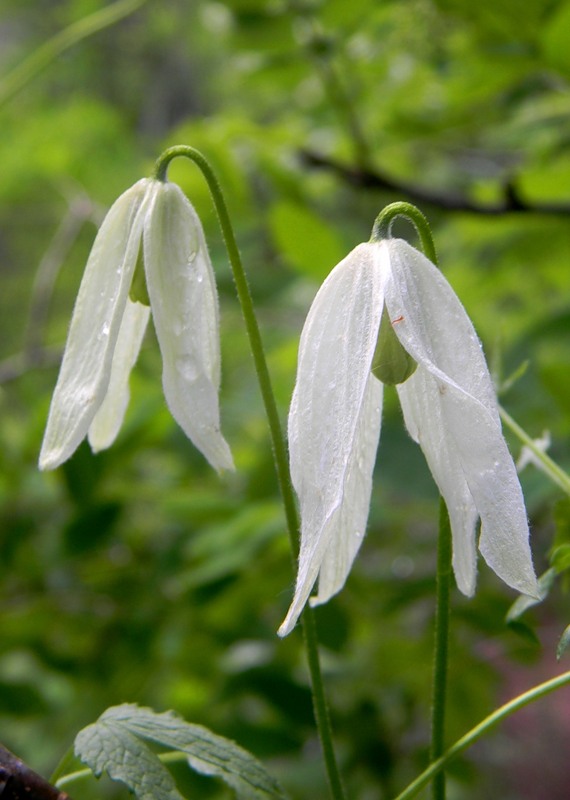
39,180,150,470
88,299,150,452
384,239,538,598
279,244,384,635
144,182,234,472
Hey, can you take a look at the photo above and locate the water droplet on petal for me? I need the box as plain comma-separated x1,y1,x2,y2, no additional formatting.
176,355,199,382
172,319,189,337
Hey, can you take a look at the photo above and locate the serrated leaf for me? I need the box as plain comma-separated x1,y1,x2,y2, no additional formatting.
75,704,287,800
75,717,185,800
506,568,555,623
556,624,570,661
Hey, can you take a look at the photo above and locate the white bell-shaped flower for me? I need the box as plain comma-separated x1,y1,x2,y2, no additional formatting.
278,238,538,636
39,178,233,473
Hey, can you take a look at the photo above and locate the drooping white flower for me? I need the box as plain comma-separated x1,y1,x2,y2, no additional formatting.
39,178,233,473
278,238,538,636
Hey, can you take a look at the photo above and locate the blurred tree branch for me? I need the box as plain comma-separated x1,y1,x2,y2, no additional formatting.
300,149,570,216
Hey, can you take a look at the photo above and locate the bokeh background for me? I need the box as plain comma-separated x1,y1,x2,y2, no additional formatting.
1,1,570,798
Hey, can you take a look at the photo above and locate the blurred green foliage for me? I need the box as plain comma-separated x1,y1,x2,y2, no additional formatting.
1,1,570,798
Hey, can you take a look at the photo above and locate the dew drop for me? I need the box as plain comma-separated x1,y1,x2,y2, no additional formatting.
176,355,199,382
76,387,96,409
172,319,189,337
98,322,110,340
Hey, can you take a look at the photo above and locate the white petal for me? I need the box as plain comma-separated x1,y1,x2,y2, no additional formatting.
88,299,150,452
143,181,233,472
279,378,383,636
384,239,538,597
398,369,478,595
311,375,383,604
39,179,151,470
279,244,385,636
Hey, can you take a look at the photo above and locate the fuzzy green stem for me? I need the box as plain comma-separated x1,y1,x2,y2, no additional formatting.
371,202,437,264
152,146,346,800
430,499,452,800
394,670,570,800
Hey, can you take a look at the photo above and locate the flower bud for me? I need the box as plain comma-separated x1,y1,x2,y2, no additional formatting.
370,307,417,385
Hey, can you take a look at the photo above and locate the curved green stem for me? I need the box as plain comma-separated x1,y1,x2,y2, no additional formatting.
55,767,93,792
55,751,189,792
500,407,570,497
394,670,570,800
153,146,346,800
371,202,437,265
0,0,147,108
50,745,76,784
430,499,452,800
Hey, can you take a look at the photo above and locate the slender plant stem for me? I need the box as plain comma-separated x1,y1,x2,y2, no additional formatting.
430,499,452,800
0,0,147,108
394,670,570,800
500,406,570,497
153,146,346,800
55,751,189,791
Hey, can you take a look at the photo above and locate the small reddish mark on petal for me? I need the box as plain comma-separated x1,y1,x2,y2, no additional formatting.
391,315,404,325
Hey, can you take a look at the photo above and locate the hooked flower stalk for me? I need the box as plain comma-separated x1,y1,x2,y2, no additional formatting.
39,177,233,472
279,235,538,636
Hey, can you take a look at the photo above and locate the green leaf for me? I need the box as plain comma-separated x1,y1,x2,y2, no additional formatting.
75,717,184,800
556,624,570,661
541,1,570,77
75,703,287,800
268,201,345,279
